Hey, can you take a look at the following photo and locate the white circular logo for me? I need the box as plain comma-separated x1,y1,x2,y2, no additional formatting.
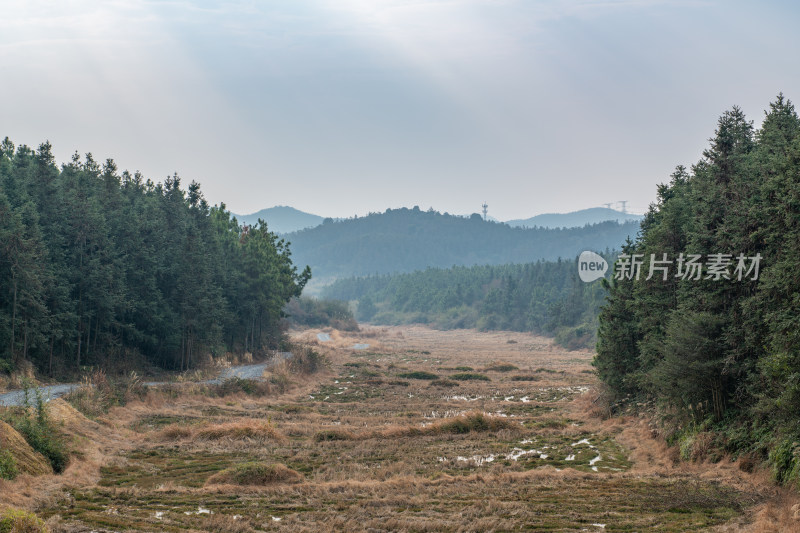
578,251,608,283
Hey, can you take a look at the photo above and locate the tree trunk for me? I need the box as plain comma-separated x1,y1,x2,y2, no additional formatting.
49,336,54,376
10,276,17,357
76,321,82,369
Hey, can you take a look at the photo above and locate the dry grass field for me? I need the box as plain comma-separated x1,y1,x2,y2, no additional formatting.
2,326,798,532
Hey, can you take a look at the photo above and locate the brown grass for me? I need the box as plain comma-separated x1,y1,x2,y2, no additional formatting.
207,462,303,486
194,420,285,442
0,421,52,477
6,325,797,532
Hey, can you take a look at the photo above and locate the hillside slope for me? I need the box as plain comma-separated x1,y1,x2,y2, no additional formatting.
234,205,324,233
506,207,643,229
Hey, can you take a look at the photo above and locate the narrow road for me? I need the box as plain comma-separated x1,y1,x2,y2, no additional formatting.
0,352,293,407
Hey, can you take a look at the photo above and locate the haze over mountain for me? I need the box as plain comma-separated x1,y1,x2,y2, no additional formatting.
285,207,639,289
233,206,323,234
239,205,643,234
506,207,643,229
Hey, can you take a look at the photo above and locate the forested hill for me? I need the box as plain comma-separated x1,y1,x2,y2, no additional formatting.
0,138,310,376
594,95,800,487
285,208,638,284
323,257,611,349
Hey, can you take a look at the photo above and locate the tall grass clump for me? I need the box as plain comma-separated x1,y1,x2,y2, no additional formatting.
12,382,69,473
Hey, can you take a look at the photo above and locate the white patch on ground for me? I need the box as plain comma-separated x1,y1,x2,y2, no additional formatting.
272,516,282,521
455,454,496,466
505,448,543,461
565,454,575,461
444,395,484,401
424,410,466,419
154,512,164,519
185,507,213,515
589,455,602,465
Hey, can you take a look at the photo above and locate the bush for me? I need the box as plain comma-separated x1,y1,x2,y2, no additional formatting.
396,371,438,380
13,384,69,473
436,413,510,434
510,375,540,381
214,377,270,397
553,323,595,350
768,438,800,486
207,462,302,486
0,508,47,533
314,429,354,442
65,369,146,418
0,449,18,480
484,363,518,372
283,297,359,331
450,373,490,381
289,346,325,374
429,379,459,388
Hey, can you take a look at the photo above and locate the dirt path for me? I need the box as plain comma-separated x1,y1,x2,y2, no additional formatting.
0,352,293,407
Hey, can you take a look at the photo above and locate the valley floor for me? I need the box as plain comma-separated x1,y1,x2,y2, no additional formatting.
1,326,797,532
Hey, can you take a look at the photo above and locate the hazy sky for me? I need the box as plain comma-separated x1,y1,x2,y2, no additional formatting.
2,1,799,220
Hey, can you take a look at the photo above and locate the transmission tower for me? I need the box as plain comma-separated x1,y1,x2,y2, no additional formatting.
618,200,628,214
602,203,613,209
482,202,488,221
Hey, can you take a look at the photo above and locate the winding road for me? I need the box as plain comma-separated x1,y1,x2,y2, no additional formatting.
0,351,293,407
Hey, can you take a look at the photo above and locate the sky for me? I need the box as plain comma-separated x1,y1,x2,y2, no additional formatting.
2,0,799,220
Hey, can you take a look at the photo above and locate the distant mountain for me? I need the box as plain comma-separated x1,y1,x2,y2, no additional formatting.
506,207,643,229
233,206,324,234
285,207,639,288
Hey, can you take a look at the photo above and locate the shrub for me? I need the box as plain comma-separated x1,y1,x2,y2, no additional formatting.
158,424,194,440
450,373,490,381
207,462,302,485
510,375,540,381
0,508,47,533
214,377,270,397
768,438,800,486
66,370,146,418
453,366,473,371
314,429,354,442
283,297,359,331
0,449,18,480
13,384,69,473
429,379,459,388
484,363,518,372
531,417,569,429
435,413,510,434
396,371,438,380
289,346,325,374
